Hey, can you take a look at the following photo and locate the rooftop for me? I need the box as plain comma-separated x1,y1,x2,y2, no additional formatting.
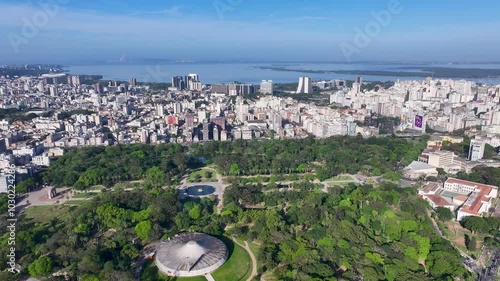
155,232,228,277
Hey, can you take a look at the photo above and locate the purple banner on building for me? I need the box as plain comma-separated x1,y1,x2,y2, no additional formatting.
414,115,423,128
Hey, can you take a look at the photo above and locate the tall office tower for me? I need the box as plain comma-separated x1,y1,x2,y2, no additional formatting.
129,78,137,86
202,121,210,141
296,77,313,94
109,81,118,87
67,75,73,86
355,76,362,84
468,140,485,161
260,80,273,94
172,76,185,90
187,74,199,83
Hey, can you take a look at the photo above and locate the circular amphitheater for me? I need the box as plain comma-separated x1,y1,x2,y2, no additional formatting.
155,232,228,277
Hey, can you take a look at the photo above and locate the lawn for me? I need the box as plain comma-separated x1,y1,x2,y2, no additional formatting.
212,237,252,281
72,192,97,199
65,200,92,206
439,220,486,257
325,181,352,187
324,175,355,187
24,205,74,225
187,168,218,183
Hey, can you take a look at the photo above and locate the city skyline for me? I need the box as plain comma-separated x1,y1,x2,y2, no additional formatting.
1,0,500,64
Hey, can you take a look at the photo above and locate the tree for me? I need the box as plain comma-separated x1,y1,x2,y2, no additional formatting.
203,170,213,179
134,221,153,242
189,205,201,220
436,168,446,176
462,216,490,233
465,234,477,251
28,256,53,277
435,207,453,221
229,164,240,176
145,166,166,188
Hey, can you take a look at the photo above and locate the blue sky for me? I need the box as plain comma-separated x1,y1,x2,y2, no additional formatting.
1,0,499,64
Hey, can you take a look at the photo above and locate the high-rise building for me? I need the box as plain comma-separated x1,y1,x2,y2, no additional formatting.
468,140,485,161
172,76,185,90
49,86,58,97
211,117,226,131
185,74,200,90
211,84,229,95
156,104,165,117
37,81,45,92
72,75,81,86
296,77,313,94
188,81,202,91
95,83,104,94
129,78,137,86
140,129,149,144
352,76,362,94
187,74,199,83
213,126,220,141
202,121,210,141
174,102,183,114
184,114,196,129
228,83,255,96
260,80,273,94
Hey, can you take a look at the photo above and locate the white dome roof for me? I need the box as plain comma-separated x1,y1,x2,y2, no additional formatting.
155,233,228,277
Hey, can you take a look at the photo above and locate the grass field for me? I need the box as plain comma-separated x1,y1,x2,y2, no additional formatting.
439,220,486,257
66,200,92,206
212,237,252,281
24,205,74,225
324,175,355,187
187,168,218,183
72,192,97,199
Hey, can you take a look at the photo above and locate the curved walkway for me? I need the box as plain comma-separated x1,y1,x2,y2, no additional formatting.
232,237,258,281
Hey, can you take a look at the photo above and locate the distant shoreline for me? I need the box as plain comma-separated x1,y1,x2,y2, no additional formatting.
253,66,500,79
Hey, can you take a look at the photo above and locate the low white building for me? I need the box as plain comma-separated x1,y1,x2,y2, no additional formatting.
403,161,438,180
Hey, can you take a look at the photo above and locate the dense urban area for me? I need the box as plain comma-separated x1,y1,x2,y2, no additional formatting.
0,64,499,281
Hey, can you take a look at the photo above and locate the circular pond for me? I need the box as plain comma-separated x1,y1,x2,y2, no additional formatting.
186,185,216,196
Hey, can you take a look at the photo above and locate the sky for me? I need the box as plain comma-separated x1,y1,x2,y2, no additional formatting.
0,0,499,64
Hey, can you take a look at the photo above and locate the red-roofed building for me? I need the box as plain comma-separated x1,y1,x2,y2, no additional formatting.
422,194,454,211
443,178,498,221
419,178,498,220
